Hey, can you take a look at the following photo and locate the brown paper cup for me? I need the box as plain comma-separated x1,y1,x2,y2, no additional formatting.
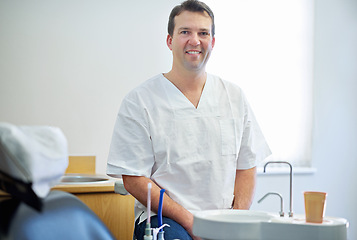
304,191,327,223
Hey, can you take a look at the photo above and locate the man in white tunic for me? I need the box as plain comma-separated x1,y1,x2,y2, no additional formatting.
107,1,271,239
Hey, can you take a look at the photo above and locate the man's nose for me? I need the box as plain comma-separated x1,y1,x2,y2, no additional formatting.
188,33,200,46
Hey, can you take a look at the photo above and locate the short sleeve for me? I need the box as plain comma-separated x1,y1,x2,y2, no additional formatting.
106,97,155,178
236,94,271,169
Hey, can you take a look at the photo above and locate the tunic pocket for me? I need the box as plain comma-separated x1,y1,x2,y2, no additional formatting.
219,119,237,155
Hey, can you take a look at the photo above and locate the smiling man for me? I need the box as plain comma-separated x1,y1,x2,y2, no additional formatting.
167,9,215,76
107,1,271,240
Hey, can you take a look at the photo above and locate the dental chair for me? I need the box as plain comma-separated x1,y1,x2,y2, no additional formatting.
0,123,115,240
0,190,115,240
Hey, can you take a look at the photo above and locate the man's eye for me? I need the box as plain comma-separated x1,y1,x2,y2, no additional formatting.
200,32,209,36
181,31,189,34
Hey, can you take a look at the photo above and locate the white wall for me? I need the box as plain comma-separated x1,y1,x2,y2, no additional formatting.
312,0,357,238
0,0,356,239
0,0,181,174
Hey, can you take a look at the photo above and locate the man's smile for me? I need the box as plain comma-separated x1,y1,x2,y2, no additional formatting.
186,50,201,55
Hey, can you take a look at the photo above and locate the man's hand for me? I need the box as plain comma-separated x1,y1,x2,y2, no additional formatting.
122,175,201,239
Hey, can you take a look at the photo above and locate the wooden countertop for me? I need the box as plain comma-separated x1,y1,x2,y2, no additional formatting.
0,178,117,196
0,182,115,196
52,180,116,194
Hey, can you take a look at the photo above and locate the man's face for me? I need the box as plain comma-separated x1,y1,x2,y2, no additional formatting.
167,10,215,73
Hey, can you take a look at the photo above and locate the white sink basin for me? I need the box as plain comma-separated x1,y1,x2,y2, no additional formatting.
193,210,275,240
58,174,112,185
264,214,349,240
193,210,348,240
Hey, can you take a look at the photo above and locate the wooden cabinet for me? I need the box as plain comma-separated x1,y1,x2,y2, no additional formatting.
58,156,136,239
75,192,134,240
52,182,135,240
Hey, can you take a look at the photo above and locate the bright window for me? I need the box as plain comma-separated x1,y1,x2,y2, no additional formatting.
206,0,314,167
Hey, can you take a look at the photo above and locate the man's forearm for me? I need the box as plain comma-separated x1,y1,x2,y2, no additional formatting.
232,167,257,209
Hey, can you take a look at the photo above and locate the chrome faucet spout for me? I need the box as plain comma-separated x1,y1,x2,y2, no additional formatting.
263,161,293,217
258,192,284,217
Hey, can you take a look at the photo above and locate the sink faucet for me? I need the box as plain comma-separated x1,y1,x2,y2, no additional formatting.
258,192,284,217
263,161,293,217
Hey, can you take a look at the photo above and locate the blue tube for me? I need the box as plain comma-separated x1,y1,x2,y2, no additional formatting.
158,189,165,232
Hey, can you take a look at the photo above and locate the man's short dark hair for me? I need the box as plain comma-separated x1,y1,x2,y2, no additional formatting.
168,0,215,37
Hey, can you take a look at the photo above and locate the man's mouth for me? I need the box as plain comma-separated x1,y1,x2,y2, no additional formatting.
186,50,201,54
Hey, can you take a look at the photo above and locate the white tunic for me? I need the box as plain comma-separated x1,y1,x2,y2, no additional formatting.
107,73,271,220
